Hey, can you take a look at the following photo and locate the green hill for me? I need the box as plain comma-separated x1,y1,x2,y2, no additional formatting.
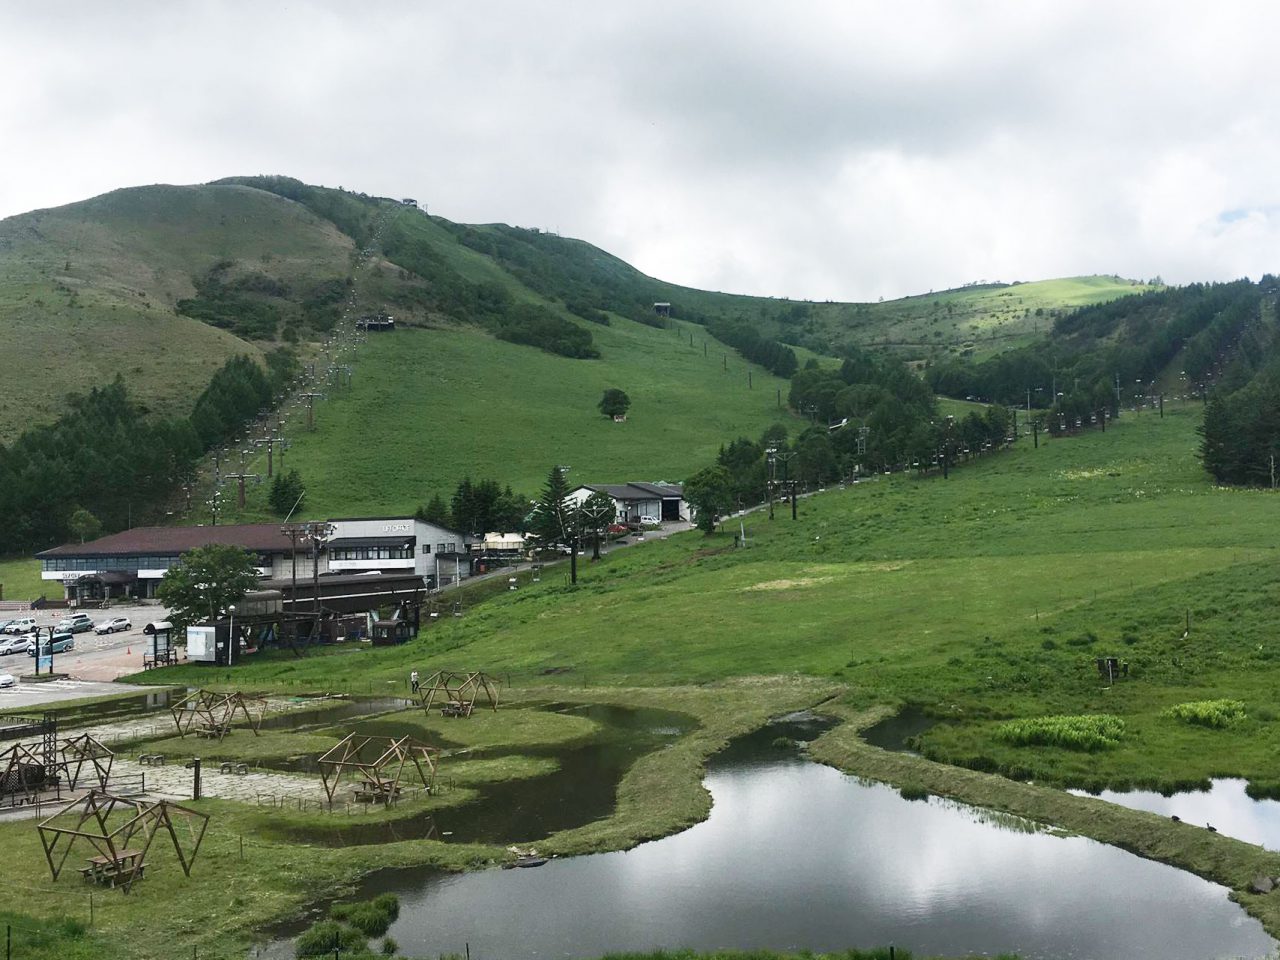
0,176,1156,554
0,183,359,440
226,316,795,521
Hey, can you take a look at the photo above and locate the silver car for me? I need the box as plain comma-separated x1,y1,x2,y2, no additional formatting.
94,617,132,635
0,634,34,656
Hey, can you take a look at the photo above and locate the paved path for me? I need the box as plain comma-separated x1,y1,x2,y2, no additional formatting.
113,756,329,804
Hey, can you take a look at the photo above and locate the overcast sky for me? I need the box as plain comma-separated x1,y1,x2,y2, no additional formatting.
4,2,1279,301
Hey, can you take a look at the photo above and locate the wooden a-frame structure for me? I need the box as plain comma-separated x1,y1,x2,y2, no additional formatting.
416,670,500,717
37,790,209,893
56,734,114,791
170,690,267,741
0,741,56,806
317,734,440,803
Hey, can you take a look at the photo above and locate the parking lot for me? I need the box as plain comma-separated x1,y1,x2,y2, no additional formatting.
0,602,172,695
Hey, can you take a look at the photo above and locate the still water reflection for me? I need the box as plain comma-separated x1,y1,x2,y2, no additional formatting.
349,720,1275,960
1073,778,1280,851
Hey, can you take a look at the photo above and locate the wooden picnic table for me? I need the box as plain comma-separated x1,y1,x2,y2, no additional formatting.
80,849,146,887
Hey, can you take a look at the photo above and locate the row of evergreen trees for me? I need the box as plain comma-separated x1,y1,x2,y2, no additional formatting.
0,351,295,555
415,477,530,536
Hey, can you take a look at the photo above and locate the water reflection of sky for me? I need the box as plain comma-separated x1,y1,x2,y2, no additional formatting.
1070,778,1280,850
380,755,1275,960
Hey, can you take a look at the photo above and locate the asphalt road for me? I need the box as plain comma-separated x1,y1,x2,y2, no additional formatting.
0,602,170,700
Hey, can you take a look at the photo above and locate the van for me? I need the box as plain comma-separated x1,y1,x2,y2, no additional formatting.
29,632,74,656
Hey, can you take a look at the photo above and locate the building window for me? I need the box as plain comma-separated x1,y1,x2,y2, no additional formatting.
437,543,447,554
422,544,431,555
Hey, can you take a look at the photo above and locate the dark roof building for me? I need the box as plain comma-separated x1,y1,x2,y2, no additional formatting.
36,524,303,601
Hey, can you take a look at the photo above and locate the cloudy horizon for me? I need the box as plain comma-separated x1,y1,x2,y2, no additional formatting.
4,1,1279,302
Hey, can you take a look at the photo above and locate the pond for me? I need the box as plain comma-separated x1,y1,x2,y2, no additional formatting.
1072,778,1280,851
859,704,936,752
266,702,694,847
300,717,1274,960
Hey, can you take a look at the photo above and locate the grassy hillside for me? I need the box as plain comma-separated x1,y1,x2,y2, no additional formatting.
223,315,798,520
177,400,1280,791
825,275,1155,361
0,183,358,440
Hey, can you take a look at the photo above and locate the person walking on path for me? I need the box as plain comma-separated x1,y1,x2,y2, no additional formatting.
410,669,420,693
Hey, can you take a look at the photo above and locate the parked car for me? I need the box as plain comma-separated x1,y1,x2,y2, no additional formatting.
94,617,132,635
0,635,34,656
0,674,14,689
57,614,94,634
29,633,74,656
5,618,36,635
0,620,14,633
638,515,661,525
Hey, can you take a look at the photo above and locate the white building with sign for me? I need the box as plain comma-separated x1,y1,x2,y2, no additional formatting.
326,517,473,588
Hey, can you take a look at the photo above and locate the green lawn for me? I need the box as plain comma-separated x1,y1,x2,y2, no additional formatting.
0,555,44,601
221,315,803,521
163,403,1280,791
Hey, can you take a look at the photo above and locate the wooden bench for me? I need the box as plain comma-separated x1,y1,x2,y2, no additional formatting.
137,754,166,766
219,761,249,775
79,850,145,887
353,781,400,803
195,725,230,739
142,650,179,669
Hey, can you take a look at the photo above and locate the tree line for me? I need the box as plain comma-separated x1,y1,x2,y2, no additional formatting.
415,477,530,536
926,280,1270,422
0,350,296,555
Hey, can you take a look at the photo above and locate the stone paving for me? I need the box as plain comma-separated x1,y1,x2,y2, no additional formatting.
113,756,330,804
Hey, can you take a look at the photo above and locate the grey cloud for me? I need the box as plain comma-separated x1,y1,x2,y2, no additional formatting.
3,1,1280,301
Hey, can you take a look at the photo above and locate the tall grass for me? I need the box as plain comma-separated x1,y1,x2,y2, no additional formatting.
1164,699,1246,729
994,715,1125,751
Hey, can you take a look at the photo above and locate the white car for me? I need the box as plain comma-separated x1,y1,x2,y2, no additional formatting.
0,674,15,689
95,617,132,635
0,635,34,656
638,515,661,525
5,618,36,635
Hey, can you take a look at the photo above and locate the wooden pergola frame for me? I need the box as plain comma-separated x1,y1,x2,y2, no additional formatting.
0,741,56,805
317,734,440,804
37,790,209,893
170,690,267,742
416,670,500,717
56,734,114,791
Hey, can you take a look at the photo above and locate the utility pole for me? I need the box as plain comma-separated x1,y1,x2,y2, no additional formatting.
280,523,305,618
1115,372,1121,411
765,447,777,520
302,522,335,642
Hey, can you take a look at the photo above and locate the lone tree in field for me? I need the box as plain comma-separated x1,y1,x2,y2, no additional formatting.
66,507,102,544
684,464,734,534
157,544,260,631
598,388,631,419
